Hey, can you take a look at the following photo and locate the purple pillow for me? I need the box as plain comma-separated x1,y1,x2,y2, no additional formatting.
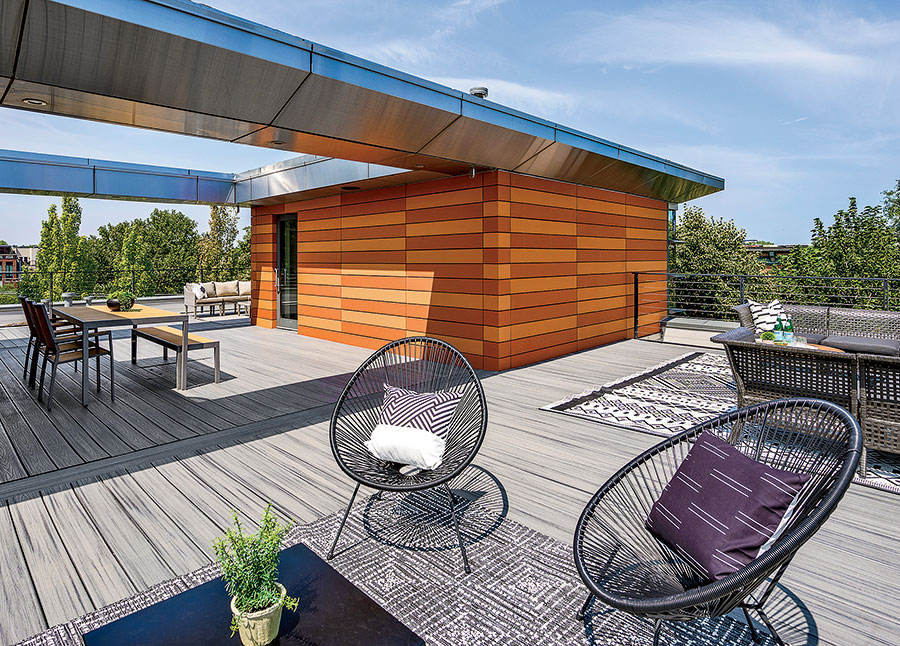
378,384,462,439
646,431,810,582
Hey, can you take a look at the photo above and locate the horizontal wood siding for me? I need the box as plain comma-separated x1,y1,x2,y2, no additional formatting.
250,171,668,370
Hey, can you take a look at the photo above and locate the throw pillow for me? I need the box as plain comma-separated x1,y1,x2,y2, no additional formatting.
192,284,207,300
364,424,446,471
645,431,810,582
377,384,463,439
747,298,784,333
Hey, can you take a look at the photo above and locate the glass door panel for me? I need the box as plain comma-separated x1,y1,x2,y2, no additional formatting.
277,215,298,329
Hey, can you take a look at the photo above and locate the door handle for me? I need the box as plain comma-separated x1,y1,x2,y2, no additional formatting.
274,268,280,294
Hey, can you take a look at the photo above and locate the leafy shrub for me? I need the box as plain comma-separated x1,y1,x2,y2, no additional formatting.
108,290,135,310
760,331,776,341
212,504,298,636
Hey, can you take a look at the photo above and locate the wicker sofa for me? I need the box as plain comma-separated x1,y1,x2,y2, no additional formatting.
184,280,251,317
712,303,900,473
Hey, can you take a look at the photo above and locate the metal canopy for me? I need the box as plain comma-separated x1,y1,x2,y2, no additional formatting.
0,0,723,204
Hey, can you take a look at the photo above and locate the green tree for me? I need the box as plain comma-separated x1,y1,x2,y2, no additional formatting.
199,205,240,280
118,225,156,296
669,206,767,317
778,191,900,307
233,226,251,280
143,209,200,291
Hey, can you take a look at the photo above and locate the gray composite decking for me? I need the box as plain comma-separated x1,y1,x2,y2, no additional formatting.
0,319,896,645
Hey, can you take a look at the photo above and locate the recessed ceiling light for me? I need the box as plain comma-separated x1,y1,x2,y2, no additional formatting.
414,164,424,169
341,186,361,191
269,139,285,146
22,98,47,106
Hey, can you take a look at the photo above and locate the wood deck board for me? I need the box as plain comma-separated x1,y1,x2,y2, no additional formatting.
0,327,895,646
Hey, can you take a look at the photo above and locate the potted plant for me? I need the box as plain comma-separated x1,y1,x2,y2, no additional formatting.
759,330,776,344
212,504,298,646
61,292,78,307
107,290,135,311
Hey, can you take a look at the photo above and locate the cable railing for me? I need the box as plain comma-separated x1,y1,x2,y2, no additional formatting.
0,265,250,305
632,272,900,338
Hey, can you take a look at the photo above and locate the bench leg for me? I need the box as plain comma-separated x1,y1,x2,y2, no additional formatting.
214,345,220,383
163,346,168,362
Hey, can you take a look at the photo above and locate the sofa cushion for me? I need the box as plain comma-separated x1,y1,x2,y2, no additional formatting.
190,283,207,300
799,332,827,344
200,281,216,298
238,280,252,296
820,335,900,356
220,295,248,303
646,431,810,582
747,299,784,333
214,280,239,296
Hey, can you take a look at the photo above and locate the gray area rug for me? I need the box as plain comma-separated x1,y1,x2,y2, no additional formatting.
17,466,791,646
543,351,900,495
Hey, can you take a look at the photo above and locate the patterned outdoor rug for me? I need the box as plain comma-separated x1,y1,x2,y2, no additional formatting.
543,351,900,495
18,466,793,646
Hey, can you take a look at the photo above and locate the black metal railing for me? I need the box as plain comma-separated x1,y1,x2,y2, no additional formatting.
632,271,900,338
0,265,250,305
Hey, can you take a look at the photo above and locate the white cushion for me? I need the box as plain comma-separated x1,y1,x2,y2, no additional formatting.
364,423,446,471
191,284,207,300
747,298,784,333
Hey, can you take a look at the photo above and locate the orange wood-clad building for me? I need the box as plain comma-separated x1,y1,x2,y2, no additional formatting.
250,170,670,371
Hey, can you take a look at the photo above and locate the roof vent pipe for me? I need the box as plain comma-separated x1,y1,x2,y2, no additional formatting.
469,86,488,99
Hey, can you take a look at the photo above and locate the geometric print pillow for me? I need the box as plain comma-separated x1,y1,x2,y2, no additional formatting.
645,431,810,582
747,298,784,333
377,384,463,439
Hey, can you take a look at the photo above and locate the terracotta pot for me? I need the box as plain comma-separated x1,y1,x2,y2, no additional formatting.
107,298,120,311
230,583,286,646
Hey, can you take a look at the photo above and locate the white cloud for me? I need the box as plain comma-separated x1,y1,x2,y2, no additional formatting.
568,4,892,76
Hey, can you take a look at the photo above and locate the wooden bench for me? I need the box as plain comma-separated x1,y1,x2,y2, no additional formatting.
131,326,220,387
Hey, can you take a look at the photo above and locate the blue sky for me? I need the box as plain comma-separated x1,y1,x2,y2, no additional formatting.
2,0,899,244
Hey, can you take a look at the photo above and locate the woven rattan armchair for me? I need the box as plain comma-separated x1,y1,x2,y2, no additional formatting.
573,399,861,646
858,353,900,474
328,337,487,573
712,327,857,416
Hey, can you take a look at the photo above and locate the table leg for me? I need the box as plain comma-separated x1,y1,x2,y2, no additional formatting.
180,319,188,390
81,326,89,406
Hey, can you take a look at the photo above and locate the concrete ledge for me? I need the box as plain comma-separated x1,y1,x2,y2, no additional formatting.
661,317,738,348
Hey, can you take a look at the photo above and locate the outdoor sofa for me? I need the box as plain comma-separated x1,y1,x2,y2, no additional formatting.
712,302,900,473
184,280,250,317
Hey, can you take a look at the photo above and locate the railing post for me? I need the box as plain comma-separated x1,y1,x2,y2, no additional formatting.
48,272,54,301
739,275,745,304
633,272,639,339
131,269,136,294
884,278,890,311
199,267,204,283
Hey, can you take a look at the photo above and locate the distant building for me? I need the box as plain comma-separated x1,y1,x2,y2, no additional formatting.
0,245,33,285
745,241,805,267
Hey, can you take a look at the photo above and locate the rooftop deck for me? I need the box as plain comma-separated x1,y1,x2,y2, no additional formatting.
0,319,896,645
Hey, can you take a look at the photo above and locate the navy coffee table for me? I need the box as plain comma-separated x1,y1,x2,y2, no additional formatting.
82,543,425,645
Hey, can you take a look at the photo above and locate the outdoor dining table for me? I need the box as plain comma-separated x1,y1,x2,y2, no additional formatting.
52,304,189,406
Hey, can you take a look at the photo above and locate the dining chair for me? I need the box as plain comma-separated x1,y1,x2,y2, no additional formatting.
19,297,81,387
31,302,115,410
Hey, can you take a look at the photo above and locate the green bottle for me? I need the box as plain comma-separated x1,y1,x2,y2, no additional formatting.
783,315,794,344
774,315,784,344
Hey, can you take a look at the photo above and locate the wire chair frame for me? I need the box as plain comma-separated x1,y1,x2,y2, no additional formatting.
573,398,861,645
328,337,488,573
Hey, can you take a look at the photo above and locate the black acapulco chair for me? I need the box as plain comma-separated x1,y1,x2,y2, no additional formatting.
328,337,488,573
573,398,861,645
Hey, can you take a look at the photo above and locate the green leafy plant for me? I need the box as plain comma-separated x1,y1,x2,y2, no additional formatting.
109,290,135,310
760,331,776,341
212,504,298,636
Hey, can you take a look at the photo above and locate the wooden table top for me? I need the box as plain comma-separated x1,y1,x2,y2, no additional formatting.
52,304,187,328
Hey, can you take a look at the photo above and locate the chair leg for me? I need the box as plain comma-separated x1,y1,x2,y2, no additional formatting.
755,607,786,646
163,346,168,361
38,353,48,402
96,354,101,393
445,483,471,574
742,606,763,643
46,359,59,412
109,340,115,404
652,619,663,646
328,482,361,560
131,328,137,364
24,337,33,380
29,342,41,388
576,592,593,621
